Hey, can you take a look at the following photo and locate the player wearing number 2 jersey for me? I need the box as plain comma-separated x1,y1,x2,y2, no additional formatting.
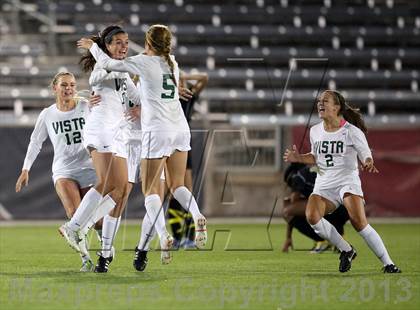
284,90,401,274
16,72,96,271
77,24,208,263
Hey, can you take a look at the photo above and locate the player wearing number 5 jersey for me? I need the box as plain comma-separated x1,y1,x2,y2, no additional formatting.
16,72,96,271
284,90,401,274
77,24,207,255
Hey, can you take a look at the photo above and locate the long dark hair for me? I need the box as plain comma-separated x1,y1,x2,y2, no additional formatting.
328,90,368,135
79,25,126,73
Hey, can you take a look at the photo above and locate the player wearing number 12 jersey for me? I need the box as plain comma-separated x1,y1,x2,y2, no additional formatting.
16,72,96,271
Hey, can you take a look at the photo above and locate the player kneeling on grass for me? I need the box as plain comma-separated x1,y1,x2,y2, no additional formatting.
282,163,350,254
283,90,401,273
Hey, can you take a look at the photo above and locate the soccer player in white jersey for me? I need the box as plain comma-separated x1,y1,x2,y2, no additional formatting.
77,24,208,254
59,26,142,273
15,72,97,272
284,90,401,273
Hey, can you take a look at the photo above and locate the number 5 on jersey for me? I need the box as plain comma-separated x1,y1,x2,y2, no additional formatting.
161,74,175,99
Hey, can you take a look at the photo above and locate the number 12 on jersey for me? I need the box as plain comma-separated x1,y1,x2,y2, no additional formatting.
161,74,175,99
65,131,82,145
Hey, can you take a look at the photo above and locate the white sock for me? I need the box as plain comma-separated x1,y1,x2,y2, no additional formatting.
172,186,203,223
144,194,168,239
85,194,117,231
101,215,120,258
311,218,352,252
79,237,91,263
138,213,156,251
359,224,393,266
68,188,102,231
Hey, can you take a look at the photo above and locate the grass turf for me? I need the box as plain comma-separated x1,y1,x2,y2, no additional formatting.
0,223,419,310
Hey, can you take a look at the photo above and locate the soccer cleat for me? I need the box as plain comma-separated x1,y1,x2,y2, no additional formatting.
80,259,94,272
181,238,197,249
339,246,357,272
383,264,402,273
58,223,81,253
160,234,174,265
195,217,207,249
133,247,148,271
94,254,113,273
310,241,331,254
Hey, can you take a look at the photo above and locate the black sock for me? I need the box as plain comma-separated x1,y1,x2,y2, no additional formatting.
290,216,324,242
168,199,185,241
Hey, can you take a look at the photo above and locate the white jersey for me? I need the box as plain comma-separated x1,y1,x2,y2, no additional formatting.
89,43,189,133
119,81,143,142
86,63,141,132
22,100,93,177
310,121,372,189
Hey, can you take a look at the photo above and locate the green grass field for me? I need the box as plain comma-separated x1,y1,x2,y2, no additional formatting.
0,223,419,310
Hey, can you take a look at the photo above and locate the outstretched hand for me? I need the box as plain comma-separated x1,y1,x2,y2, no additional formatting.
15,170,29,192
77,38,94,50
283,145,301,163
361,158,379,173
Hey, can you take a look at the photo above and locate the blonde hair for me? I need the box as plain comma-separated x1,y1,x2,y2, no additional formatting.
50,71,75,88
146,24,177,86
50,72,86,103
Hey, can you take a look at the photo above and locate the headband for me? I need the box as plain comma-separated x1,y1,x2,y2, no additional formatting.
104,28,126,44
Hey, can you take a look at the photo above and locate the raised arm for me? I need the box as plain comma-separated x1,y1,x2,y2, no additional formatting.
89,66,125,86
180,71,209,95
77,39,144,76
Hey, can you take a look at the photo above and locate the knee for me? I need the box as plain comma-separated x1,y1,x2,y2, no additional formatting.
350,216,368,232
95,180,113,195
305,207,320,225
112,184,128,202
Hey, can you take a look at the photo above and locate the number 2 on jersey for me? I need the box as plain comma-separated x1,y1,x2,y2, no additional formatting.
161,74,175,99
325,154,334,167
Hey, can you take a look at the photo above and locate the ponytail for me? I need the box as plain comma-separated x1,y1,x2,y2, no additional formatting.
329,90,368,135
79,36,102,73
163,54,177,87
146,24,177,87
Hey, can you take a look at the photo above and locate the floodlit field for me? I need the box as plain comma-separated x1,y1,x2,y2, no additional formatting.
0,223,419,310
